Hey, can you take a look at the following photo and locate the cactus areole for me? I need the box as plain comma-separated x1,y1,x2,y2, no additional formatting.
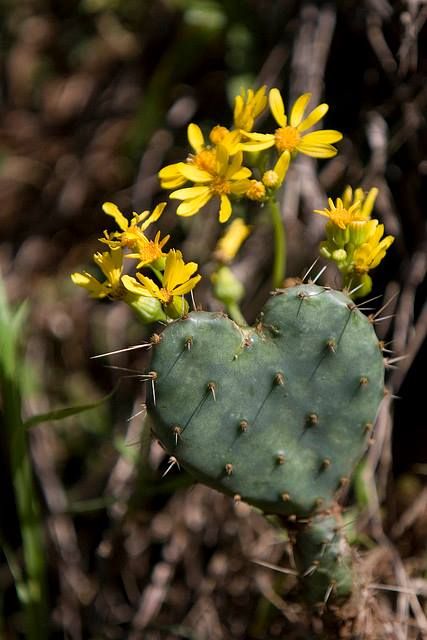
148,284,384,518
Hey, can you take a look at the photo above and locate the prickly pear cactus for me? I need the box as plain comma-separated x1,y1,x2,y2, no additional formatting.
147,284,385,602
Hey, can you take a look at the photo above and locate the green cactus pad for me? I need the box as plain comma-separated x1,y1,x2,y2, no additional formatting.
148,284,384,517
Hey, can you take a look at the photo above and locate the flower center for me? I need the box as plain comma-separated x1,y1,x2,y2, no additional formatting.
274,126,301,152
157,288,172,304
210,177,231,196
192,149,217,174
138,241,164,265
246,180,266,201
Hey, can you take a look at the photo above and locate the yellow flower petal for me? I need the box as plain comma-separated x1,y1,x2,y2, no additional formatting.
298,103,329,132
273,151,290,184
179,164,213,182
102,202,128,231
296,142,338,158
290,93,312,128
176,190,212,216
239,137,275,152
170,186,211,200
269,88,287,127
215,144,229,176
219,195,232,223
188,123,205,153
71,272,107,298
121,275,153,297
172,275,202,296
140,202,167,231
301,130,343,144
230,167,252,180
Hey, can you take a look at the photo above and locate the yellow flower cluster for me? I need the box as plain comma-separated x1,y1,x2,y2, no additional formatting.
159,86,341,223
71,202,201,322
315,187,394,297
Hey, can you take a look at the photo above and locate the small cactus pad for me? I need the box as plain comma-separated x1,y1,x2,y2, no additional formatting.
148,284,384,516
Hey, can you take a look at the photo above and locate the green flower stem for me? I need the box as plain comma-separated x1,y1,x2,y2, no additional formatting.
268,197,286,288
225,301,247,326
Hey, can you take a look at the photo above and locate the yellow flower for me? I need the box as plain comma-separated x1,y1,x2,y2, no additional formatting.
169,145,251,223
262,151,290,189
241,89,342,160
246,180,266,201
159,124,240,190
233,86,268,132
71,248,125,299
352,224,394,274
214,218,252,263
342,186,378,220
314,197,367,230
100,201,167,251
122,249,201,305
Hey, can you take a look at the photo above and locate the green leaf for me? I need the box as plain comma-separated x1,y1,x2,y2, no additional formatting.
23,385,119,429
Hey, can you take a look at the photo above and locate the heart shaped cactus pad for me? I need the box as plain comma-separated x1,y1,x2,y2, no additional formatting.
148,284,384,517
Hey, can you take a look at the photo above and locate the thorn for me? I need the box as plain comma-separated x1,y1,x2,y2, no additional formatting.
274,372,285,386
276,452,286,465
239,419,249,432
303,560,320,577
172,425,182,445
190,289,197,312
355,293,383,308
162,456,180,478
321,458,331,471
371,291,399,320
359,376,369,387
302,257,319,282
315,498,324,508
288,514,297,522
127,404,147,422
339,476,349,488
306,413,319,427
281,492,290,502
347,282,364,296
225,463,233,476
364,422,373,433
185,336,193,351
150,333,162,345
384,354,408,366
369,313,395,324
207,382,216,401
326,338,336,353
150,372,157,406
296,291,307,316
323,581,336,606
234,494,242,503
311,265,327,285
251,559,298,576
91,343,151,359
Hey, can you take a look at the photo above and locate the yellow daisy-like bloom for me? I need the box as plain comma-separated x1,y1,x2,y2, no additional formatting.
214,218,252,263
159,124,240,190
262,151,291,189
241,88,342,160
71,248,125,299
352,224,394,274
169,144,251,223
125,231,170,268
233,86,268,132
100,201,167,251
342,186,378,220
122,249,201,304
314,197,367,230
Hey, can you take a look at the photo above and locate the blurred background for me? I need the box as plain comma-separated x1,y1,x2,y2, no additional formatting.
0,1,426,638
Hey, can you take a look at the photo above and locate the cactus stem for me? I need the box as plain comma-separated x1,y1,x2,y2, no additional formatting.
185,336,193,350
207,381,217,401
337,303,357,345
225,463,233,476
306,413,319,427
239,419,249,432
281,492,290,502
276,452,286,465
